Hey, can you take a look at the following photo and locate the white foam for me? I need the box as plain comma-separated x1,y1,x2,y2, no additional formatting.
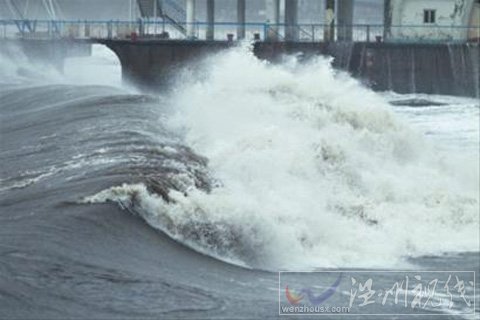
63,44,123,87
0,43,128,90
0,44,63,84
160,46,478,269
77,45,479,270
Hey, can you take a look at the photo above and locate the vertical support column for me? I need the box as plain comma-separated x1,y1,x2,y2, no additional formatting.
266,0,280,41
383,0,392,41
206,0,214,40
84,22,90,38
130,0,133,21
153,0,158,34
128,0,133,33
237,0,246,40
337,0,353,41
107,21,113,39
138,18,145,37
285,0,298,41
186,0,196,39
324,0,335,41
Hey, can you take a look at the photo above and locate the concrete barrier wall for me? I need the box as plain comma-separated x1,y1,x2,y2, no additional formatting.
103,40,479,98
345,42,480,98
7,38,477,97
103,40,232,89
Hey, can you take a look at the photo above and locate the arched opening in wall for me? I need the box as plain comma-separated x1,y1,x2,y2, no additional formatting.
63,44,122,87
468,0,480,42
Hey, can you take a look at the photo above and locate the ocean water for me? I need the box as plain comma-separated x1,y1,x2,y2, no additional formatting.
0,44,478,319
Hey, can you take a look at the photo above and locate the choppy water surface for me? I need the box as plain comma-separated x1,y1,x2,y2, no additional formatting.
0,44,478,319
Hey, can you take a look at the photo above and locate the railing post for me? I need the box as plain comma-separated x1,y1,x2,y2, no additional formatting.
20,21,25,37
311,24,314,42
366,25,370,42
85,20,90,38
107,21,112,39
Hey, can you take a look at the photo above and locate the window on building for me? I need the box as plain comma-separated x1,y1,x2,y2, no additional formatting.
423,9,436,23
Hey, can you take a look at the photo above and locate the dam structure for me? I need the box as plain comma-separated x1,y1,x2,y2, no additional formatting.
1,0,479,97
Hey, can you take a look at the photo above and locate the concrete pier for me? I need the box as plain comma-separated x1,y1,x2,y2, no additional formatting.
101,39,232,89
4,37,478,98
98,39,479,98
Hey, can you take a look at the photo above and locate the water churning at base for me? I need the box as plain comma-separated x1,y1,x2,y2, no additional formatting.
87,45,479,270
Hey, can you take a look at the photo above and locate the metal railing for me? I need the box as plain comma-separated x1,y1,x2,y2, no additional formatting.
1,19,478,44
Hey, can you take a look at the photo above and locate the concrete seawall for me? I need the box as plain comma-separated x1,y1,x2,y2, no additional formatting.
3,38,478,97
102,40,479,98
345,42,480,98
102,40,232,89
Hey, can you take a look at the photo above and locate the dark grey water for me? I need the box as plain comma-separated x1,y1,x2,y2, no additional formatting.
0,46,479,319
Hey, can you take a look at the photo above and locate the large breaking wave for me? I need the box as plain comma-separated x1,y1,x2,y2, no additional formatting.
81,45,479,270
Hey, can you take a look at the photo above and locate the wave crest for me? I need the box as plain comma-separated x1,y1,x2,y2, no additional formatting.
85,46,479,270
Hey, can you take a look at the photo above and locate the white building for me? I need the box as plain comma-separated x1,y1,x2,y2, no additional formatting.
389,0,480,42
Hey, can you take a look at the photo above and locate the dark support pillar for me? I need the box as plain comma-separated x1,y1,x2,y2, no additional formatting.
324,0,335,41
206,0,214,40
266,0,280,41
383,0,392,41
237,0,246,40
186,0,196,38
285,0,298,41
337,0,353,41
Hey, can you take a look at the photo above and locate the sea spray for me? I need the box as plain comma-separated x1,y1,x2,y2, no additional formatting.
87,45,479,270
